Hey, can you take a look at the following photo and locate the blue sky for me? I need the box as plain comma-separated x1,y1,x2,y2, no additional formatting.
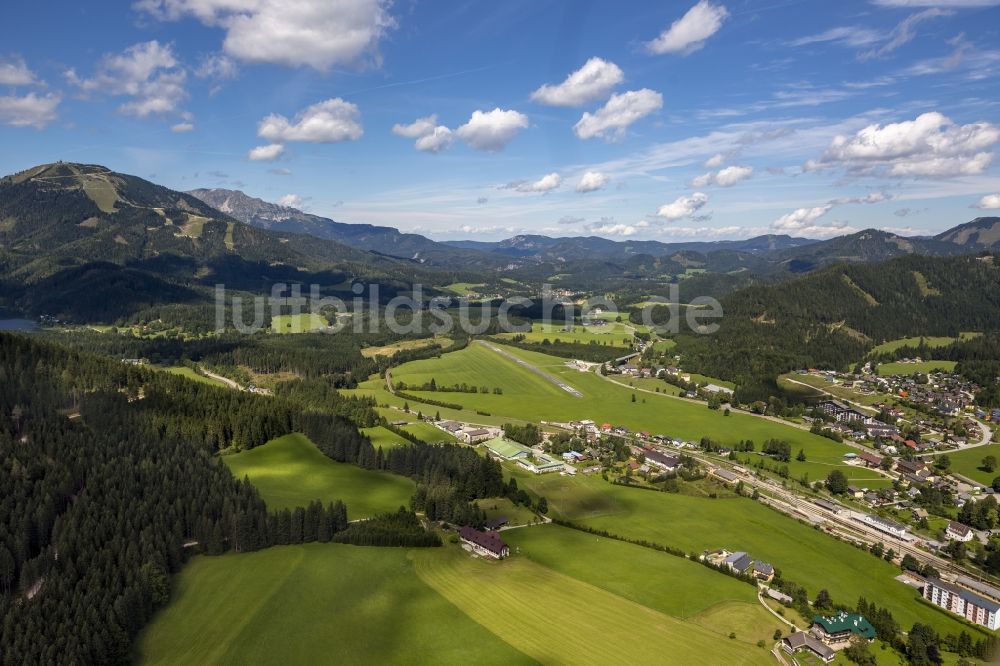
2,0,1000,241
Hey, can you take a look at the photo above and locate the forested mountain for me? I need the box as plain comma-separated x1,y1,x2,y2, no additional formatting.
188,187,501,268
934,217,1000,249
0,163,468,322
672,253,1000,401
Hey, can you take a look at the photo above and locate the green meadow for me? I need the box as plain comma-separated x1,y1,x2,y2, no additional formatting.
224,433,414,517
160,365,229,388
360,426,411,450
271,312,327,334
876,360,957,376
411,544,773,665
507,469,987,640
390,341,885,483
494,321,636,346
138,544,532,665
870,333,980,355
931,443,1000,486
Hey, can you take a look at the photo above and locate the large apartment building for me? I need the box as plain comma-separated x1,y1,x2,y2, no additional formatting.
923,577,1000,630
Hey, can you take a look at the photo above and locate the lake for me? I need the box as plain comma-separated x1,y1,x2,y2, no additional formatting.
0,319,38,331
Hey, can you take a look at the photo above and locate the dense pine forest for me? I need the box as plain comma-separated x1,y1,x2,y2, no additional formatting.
0,332,496,664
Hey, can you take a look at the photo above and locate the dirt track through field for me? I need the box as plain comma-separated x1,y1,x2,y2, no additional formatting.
475,341,583,398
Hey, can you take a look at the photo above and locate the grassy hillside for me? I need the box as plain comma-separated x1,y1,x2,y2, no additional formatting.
508,470,988,641
223,434,414,516
138,544,532,665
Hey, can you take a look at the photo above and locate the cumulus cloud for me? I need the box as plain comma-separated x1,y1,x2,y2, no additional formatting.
973,193,1000,209
258,98,363,146
171,122,194,132
278,193,305,209
655,192,709,220
646,1,729,55
830,191,893,205
589,222,643,236
772,205,833,232
66,41,188,118
703,152,726,168
392,115,453,153
807,111,999,178
504,172,562,193
135,0,395,71
0,56,38,86
0,92,60,128
248,143,285,161
690,165,753,187
576,171,611,193
455,108,529,151
530,57,624,107
573,89,662,142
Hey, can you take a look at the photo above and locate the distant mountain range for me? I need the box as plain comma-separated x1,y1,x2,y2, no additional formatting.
188,187,1000,273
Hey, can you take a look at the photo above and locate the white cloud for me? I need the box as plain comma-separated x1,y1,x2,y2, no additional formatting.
807,111,999,178
171,121,194,132
858,8,951,61
269,167,292,175
0,92,60,128
690,165,753,187
0,56,38,86
789,26,883,49
831,191,893,205
194,53,238,79
703,152,726,168
575,171,611,193
530,57,624,107
258,98,363,144
414,126,453,153
646,1,729,55
573,89,662,142
655,192,709,220
66,41,188,118
248,143,285,161
713,165,753,187
771,205,834,232
559,215,585,225
279,193,304,208
589,222,642,236
392,115,437,138
973,193,1000,209
510,172,562,193
392,114,453,152
455,108,529,151
135,0,395,71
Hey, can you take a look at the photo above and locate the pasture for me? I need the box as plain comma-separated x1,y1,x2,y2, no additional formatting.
271,313,328,334
931,443,1000,486
160,365,229,388
360,337,447,358
224,434,414,517
390,342,885,483
876,360,957,376
494,321,635,346
506,469,987,640
870,333,980,355
138,544,532,665
411,544,773,665
360,426,411,450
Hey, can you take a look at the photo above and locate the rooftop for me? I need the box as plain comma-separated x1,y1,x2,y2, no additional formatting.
812,612,876,640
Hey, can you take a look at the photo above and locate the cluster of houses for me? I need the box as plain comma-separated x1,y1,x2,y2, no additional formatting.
704,549,774,582
781,612,876,663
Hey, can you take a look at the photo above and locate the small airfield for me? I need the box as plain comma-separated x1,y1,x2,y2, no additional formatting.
223,434,414,516
388,341,886,484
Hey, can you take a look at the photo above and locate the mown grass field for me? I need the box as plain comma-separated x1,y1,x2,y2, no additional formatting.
503,524,764,620
477,497,540,527
506,469,987,641
411,544,773,665
160,366,229,388
870,333,980,355
399,420,458,443
224,434,414,517
360,426,411,450
271,313,327,334
494,321,635,346
390,342,884,483
876,360,957,376
138,544,533,665
360,337,448,358
933,443,1000,486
